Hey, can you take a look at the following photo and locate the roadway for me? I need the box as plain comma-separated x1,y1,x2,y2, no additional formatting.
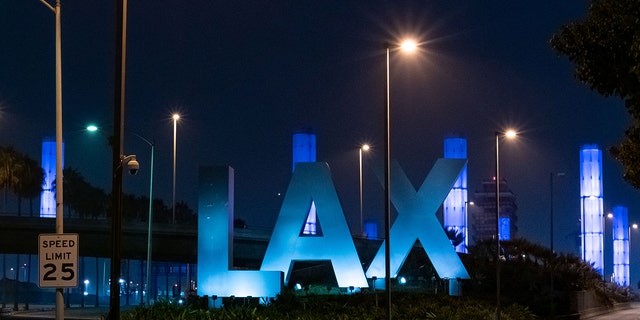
586,303,640,320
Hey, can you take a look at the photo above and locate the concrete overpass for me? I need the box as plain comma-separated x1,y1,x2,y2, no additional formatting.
0,216,382,269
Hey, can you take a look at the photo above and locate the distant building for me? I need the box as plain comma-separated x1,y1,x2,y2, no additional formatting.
471,178,518,243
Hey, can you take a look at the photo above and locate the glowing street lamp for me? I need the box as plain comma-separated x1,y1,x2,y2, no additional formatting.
495,129,517,320
359,144,370,237
383,38,418,320
400,40,417,52
172,113,180,224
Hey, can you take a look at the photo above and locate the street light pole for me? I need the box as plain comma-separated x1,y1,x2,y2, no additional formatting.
550,172,565,253
383,39,417,320
92,127,153,306
464,201,473,253
172,113,180,224
145,142,154,305
630,223,638,286
109,0,128,318
359,144,369,237
550,173,554,254
605,212,613,280
383,43,392,320
38,0,64,318
132,134,155,306
495,129,516,320
549,171,564,319
494,132,501,320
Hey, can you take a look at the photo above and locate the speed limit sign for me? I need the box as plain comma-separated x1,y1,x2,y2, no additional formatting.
38,234,79,288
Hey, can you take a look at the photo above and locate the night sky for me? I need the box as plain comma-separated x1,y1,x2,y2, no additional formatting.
3,1,638,279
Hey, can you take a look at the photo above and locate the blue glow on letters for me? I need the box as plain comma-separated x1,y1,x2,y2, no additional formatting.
367,159,470,281
261,162,368,288
197,166,282,299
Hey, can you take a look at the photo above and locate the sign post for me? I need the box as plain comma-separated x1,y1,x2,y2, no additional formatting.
39,234,79,288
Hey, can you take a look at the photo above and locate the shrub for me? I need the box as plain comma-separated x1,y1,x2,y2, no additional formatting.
123,293,535,320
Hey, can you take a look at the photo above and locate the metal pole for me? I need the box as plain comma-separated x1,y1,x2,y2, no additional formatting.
604,215,607,279
53,0,64,318
172,117,177,224
550,172,554,317
145,142,154,305
605,214,613,279
131,133,154,306
384,44,392,320
495,132,501,320
108,0,127,318
550,172,554,253
359,148,363,236
464,201,471,253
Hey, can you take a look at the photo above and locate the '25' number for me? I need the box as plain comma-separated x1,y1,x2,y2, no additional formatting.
43,263,75,281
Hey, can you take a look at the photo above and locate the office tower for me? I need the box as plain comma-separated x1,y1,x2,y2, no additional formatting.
472,178,518,242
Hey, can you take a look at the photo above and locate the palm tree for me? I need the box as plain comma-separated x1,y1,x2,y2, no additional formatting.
0,147,45,215
63,167,108,218
0,147,23,212
444,227,465,248
12,155,44,215
14,155,44,216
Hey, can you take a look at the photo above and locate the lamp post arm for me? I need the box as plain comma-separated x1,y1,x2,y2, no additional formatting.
132,132,154,148
39,0,55,12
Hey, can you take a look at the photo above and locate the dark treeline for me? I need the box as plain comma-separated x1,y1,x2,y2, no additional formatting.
0,145,196,223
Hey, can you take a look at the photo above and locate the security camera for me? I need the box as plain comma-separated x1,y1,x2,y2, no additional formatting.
121,154,139,175
127,158,140,175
